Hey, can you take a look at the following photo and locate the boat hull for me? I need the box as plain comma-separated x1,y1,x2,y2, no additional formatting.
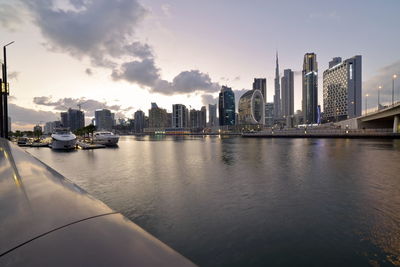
51,139,77,150
93,137,119,146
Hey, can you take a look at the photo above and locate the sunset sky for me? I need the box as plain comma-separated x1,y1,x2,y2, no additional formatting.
0,0,399,130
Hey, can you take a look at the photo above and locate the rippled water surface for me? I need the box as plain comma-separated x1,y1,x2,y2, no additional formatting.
26,136,400,266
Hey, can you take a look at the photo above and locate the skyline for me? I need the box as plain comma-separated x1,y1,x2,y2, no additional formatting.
1,0,400,130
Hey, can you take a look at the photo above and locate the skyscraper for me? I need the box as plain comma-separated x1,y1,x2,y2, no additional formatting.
281,69,294,127
60,112,68,127
218,86,235,126
238,89,265,125
302,53,319,124
61,108,84,131
208,104,217,126
149,102,169,128
274,52,281,119
172,104,189,128
265,103,274,127
200,106,207,128
95,109,114,130
253,78,267,103
134,110,145,132
323,56,362,122
189,107,207,130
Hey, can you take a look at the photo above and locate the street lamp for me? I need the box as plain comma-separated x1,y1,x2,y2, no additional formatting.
1,41,15,139
365,94,369,115
392,74,397,106
378,86,382,110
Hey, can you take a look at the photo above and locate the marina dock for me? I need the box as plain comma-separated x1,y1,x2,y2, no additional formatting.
77,141,106,149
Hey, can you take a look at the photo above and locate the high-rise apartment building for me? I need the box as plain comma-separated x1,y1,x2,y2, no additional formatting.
302,53,319,124
281,69,294,127
208,104,217,126
95,109,114,131
274,53,281,120
61,108,84,131
253,78,267,103
265,103,274,127
189,106,207,129
323,56,362,122
149,102,169,128
218,86,235,126
134,110,145,132
172,104,189,128
44,121,61,134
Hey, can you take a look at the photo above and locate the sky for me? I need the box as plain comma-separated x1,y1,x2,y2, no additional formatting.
0,0,399,130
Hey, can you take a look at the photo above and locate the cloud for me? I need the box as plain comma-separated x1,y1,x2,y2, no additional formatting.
33,96,132,116
23,0,148,67
85,68,93,75
363,60,400,105
21,0,220,96
9,103,59,127
8,71,20,80
112,58,159,86
0,2,25,31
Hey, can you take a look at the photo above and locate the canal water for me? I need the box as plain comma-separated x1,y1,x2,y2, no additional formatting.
25,136,400,266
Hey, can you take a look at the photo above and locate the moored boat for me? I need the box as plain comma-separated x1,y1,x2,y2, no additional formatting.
51,128,77,150
93,131,119,146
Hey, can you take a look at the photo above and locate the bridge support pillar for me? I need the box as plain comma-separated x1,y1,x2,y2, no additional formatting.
394,115,399,133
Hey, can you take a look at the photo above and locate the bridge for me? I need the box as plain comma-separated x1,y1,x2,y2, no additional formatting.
336,102,400,133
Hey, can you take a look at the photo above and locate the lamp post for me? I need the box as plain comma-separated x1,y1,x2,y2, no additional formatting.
2,41,14,139
378,86,382,110
392,74,397,106
365,94,369,115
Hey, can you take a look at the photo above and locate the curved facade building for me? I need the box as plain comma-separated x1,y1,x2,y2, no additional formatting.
238,89,265,125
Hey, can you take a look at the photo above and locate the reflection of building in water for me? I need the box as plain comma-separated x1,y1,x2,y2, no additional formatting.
238,89,265,125
220,138,236,166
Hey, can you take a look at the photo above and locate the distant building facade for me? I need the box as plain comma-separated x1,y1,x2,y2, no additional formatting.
265,103,274,127
134,110,145,133
274,53,281,120
208,104,217,126
302,53,319,124
61,108,84,131
95,109,114,131
253,78,267,103
218,86,235,126
149,102,169,128
172,104,189,128
44,121,61,134
281,69,294,127
323,55,362,122
189,106,207,130
238,89,265,125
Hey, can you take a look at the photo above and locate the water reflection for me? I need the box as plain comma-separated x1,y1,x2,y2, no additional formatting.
25,137,400,266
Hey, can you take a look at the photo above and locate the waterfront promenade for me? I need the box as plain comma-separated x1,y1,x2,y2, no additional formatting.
242,128,400,138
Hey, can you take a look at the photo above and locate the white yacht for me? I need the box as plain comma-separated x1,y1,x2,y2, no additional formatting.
51,128,77,150
93,131,119,146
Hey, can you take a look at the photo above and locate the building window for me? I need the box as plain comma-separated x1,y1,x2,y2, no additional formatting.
349,63,353,80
